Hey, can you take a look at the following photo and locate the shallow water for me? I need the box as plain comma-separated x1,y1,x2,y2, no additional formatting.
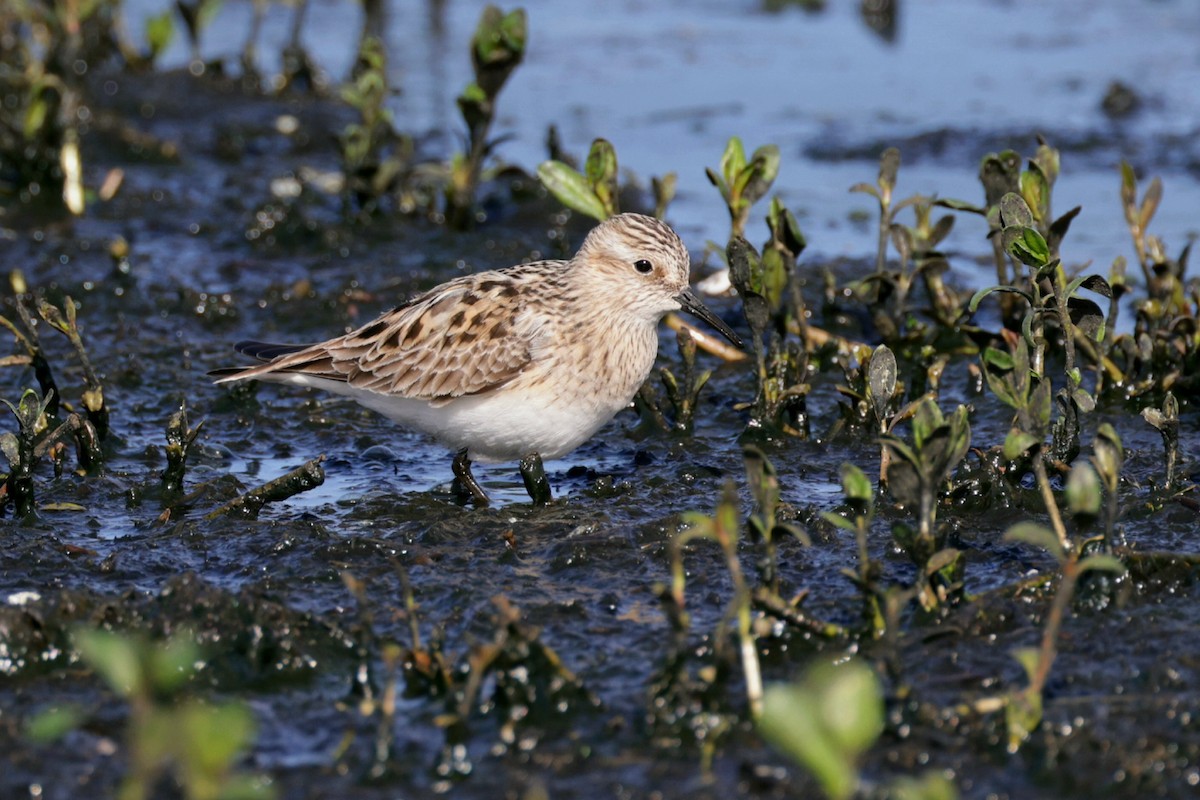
3,1,1200,798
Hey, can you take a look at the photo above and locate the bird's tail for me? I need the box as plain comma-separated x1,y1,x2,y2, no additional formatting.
209,340,328,384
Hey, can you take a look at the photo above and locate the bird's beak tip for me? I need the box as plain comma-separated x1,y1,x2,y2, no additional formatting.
675,290,743,349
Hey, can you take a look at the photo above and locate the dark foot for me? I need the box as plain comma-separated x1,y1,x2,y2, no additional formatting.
451,448,489,506
519,452,552,506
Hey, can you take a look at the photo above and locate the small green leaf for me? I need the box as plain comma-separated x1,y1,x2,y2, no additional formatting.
1140,177,1163,230
1078,554,1127,575
537,161,608,221
1008,226,1050,268
935,197,985,215
720,136,747,189
839,463,874,504
584,138,619,216
998,192,1034,228
74,629,144,698
911,397,944,450
1010,646,1041,683
925,547,962,576
1002,428,1040,460
26,705,84,743
150,636,201,693
818,661,884,753
1019,168,1049,221
849,182,881,200
982,346,1015,371
821,510,859,532
145,10,175,58
1065,462,1102,517
969,285,1033,314
1005,522,1064,561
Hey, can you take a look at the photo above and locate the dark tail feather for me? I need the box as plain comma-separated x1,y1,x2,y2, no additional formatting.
234,340,311,361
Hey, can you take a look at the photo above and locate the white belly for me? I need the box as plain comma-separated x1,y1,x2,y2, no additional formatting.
283,373,632,462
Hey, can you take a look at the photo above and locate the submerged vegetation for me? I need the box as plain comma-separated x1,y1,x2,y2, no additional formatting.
2,2,1200,799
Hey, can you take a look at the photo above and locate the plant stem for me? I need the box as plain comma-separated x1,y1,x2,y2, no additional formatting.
1031,449,1070,552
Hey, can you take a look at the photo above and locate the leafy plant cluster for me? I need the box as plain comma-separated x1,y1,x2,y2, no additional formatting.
537,133,1196,796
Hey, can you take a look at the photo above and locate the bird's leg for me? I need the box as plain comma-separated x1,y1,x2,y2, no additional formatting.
519,452,552,506
451,448,489,506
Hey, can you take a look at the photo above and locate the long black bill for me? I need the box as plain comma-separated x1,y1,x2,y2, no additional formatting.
675,289,744,348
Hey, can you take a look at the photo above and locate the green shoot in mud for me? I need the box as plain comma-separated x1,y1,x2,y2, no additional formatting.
161,404,203,497
539,135,678,223
999,522,1126,751
759,660,957,800
882,397,971,611
0,388,56,517
672,482,765,721
43,629,274,800
342,567,593,783
1142,391,1180,493
821,463,884,634
726,203,811,435
758,660,883,800
707,136,780,240
338,36,410,217
446,5,527,228
645,327,713,433
37,293,110,440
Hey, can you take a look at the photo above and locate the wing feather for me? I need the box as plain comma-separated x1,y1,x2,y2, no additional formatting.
214,266,560,399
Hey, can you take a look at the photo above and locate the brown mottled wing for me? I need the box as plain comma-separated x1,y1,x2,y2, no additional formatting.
239,268,545,400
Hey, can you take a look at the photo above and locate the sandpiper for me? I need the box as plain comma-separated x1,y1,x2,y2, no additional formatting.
212,213,742,504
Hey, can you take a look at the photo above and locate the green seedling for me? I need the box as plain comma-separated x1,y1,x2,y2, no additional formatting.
539,137,678,222
1001,519,1126,752
0,385,100,515
757,660,883,800
1142,391,1180,493
759,659,957,800
884,193,964,326
674,482,764,720
821,463,884,635
658,327,712,433
446,5,527,228
850,146,902,274
652,171,677,219
728,231,810,434
743,446,809,596
1090,423,1124,552
336,570,401,780
1118,160,1192,305
832,344,934,481
37,295,110,440
975,139,1079,324
162,404,203,497
1,387,55,517
431,596,591,778
707,136,780,239
881,396,971,611
338,36,411,216
0,273,60,414
978,332,1070,551
55,628,273,800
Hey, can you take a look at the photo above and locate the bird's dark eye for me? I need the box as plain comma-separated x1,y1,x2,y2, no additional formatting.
634,259,653,274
